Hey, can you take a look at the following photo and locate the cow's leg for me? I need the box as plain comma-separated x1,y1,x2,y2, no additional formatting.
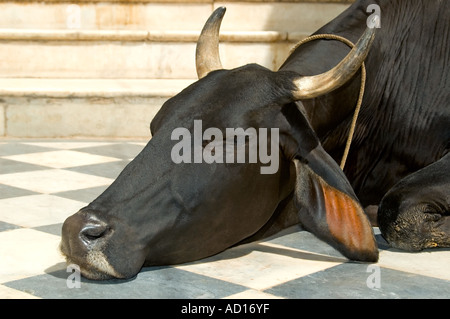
364,205,379,226
378,153,450,251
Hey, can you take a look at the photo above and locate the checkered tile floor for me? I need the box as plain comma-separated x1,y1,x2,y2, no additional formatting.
1,139,449,299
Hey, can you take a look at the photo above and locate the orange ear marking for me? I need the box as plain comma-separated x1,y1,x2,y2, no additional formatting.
321,181,378,259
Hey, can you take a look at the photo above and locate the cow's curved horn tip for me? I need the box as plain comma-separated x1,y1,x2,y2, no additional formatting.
214,6,226,17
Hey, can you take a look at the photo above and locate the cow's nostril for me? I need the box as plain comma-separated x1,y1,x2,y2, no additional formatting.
80,224,108,242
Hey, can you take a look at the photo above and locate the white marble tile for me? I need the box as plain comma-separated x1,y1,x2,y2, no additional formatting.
128,142,147,147
0,194,85,228
3,150,121,169
178,241,345,291
378,248,450,281
22,142,114,150
224,289,283,299
0,228,64,284
0,169,113,194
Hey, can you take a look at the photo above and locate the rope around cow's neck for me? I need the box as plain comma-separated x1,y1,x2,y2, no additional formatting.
292,34,367,170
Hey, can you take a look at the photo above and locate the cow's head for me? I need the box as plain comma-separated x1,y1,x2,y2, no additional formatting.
60,8,379,280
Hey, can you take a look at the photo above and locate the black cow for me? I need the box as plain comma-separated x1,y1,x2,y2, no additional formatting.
60,8,379,280
61,0,449,280
280,0,449,251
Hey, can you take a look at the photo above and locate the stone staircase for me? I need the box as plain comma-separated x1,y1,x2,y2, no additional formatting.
0,0,352,138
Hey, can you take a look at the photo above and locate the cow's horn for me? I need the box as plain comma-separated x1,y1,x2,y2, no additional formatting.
291,16,378,100
196,7,226,79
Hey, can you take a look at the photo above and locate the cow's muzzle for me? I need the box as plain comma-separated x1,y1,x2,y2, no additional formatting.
60,209,121,280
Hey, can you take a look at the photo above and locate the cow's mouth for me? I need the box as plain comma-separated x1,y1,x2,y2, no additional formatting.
61,250,123,280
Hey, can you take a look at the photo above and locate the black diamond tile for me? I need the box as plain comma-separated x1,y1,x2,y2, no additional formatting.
0,143,56,156
64,160,130,179
52,186,107,203
0,183,39,200
0,220,22,232
265,262,450,299
4,263,247,299
76,143,145,160
0,158,49,175
33,223,63,237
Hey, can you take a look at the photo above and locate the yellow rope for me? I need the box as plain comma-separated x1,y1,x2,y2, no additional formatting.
292,34,366,170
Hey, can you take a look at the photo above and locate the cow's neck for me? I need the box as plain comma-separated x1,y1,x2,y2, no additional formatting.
282,0,450,205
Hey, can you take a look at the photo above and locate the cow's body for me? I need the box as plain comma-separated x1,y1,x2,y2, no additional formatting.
280,0,449,250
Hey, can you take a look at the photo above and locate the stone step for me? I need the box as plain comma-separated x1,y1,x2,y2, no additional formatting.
0,29,302,79
0,1,350,79
0,0,353,137
0,78,195,137
0,1,350,33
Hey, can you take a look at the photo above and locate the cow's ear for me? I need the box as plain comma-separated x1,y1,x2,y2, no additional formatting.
293,146,379,262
